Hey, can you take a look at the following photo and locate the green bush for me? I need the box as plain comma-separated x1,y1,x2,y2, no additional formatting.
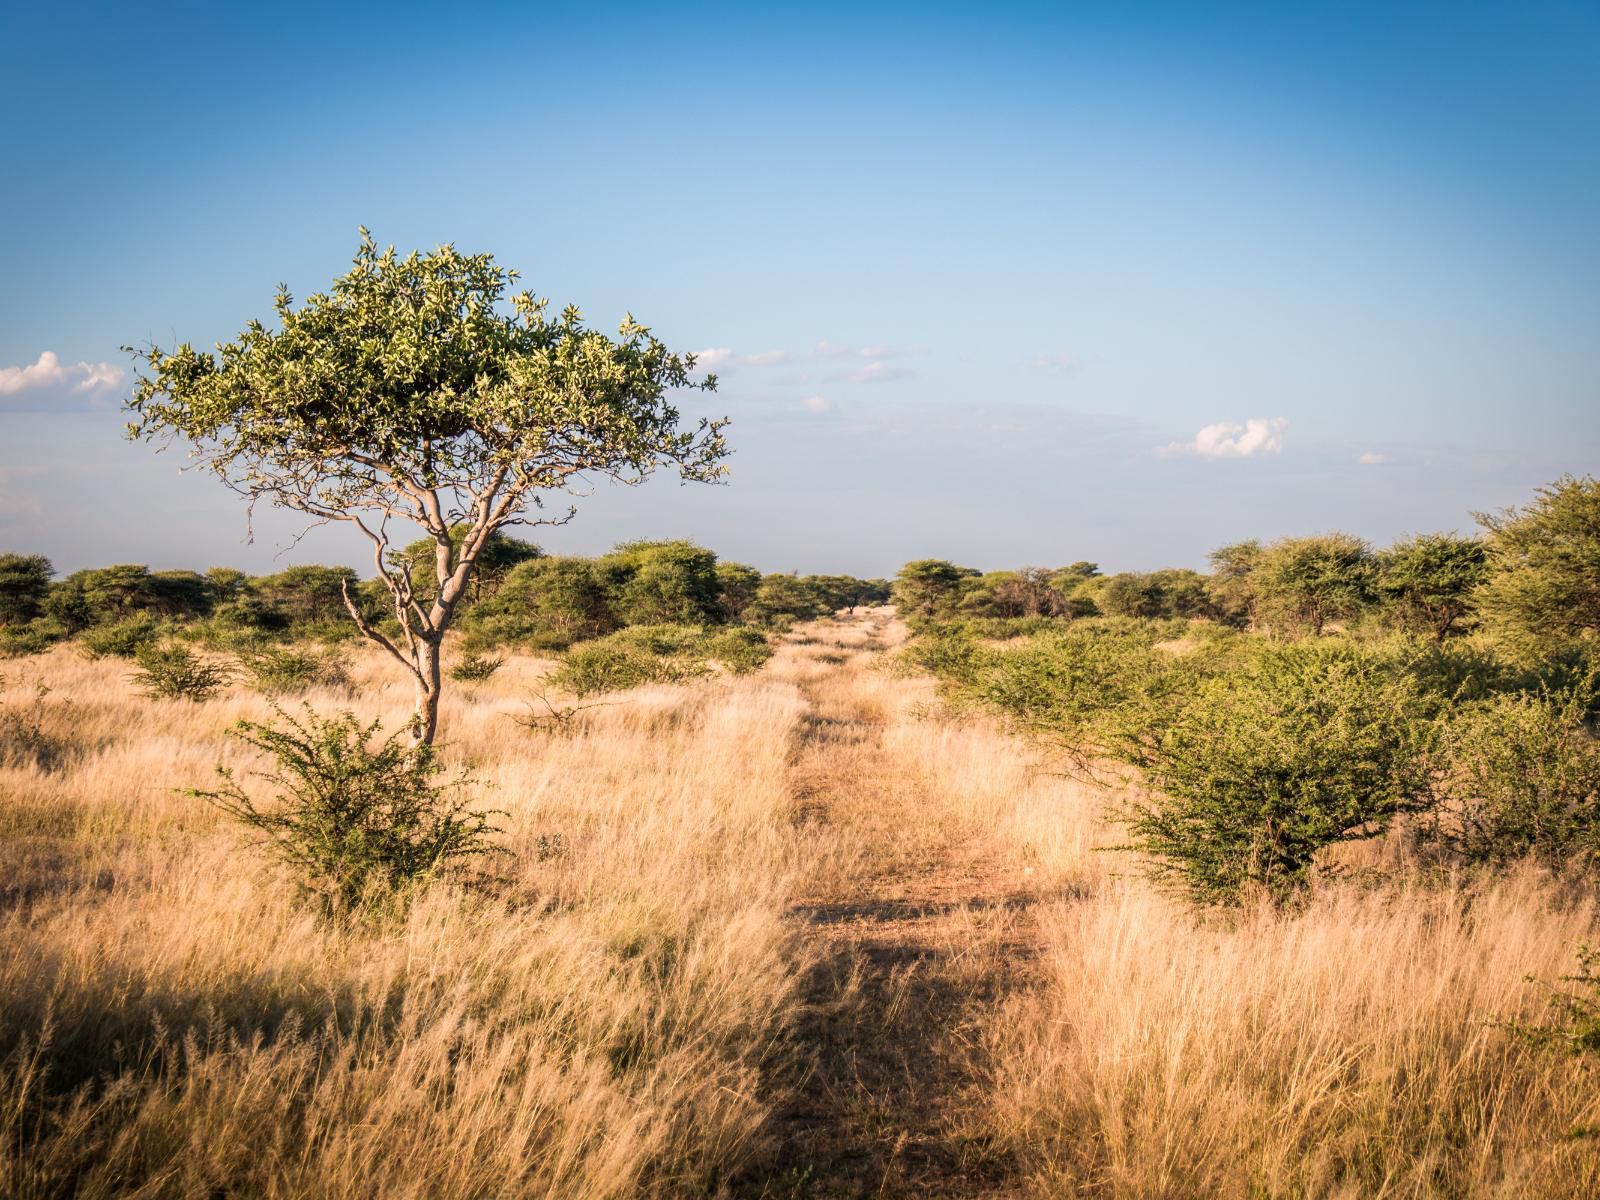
1434,685,1600,870
550,624,771,697
130,642,232,702
1252,533,1376,636
1389,635,1600,723
702,626,773,675
1476,474,1600,646
0,617,68,658
450,651,504,683
554,642,697,696
937,615,1062,642
463,555,619,652
237,645,349,695
1113,641,1438,904
1519,640,1600,723
966,620,1206,748
1506,946,1600,1056
79,614,164,659
900,629,986,690
597,539,722,626
892,559,979,625
742,573,833,629
1375,533,1488,640
192,706,501,912
1390,636,1513,710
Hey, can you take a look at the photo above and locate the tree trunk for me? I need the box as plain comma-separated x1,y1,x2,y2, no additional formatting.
412,637,443,746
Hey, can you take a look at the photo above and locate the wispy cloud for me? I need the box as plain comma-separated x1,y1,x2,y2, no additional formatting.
692,347,790,373
848,360,913,384
696,340,914,385
0,350,124,410
814,341,892,360
741,349,789,366
1030,352,1078,372
1163,416,1288,459
1357,450,1390,465
802,395,833,413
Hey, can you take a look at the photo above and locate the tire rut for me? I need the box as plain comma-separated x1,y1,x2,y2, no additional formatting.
731,615,1039,1199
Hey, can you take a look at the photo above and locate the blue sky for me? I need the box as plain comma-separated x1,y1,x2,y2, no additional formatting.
1,0,1595,576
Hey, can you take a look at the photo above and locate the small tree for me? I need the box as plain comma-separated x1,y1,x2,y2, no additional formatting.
964,567,1062,618
1148,568,1215,619
45,564,162,630
1096,572,1171,619
249,565,363,630
743,572,830,629
1376,532,1488,641
1476,475,1600,646
0,554,52,625
1050,562,1104,618
1253,533,1375,636
128,231,726,742
1205,540,1262,628
714,561,763,621
598,539,722,625
892,559,976,623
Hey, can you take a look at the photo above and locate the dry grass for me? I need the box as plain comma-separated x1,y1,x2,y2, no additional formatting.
987,874,1600,1198
0,639,825,1198
4,615,1599,1197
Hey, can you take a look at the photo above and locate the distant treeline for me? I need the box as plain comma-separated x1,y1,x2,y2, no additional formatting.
0,536,890,659
891,473,1598,649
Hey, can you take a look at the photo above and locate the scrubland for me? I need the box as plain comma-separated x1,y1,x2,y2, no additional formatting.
4,608,1600,1197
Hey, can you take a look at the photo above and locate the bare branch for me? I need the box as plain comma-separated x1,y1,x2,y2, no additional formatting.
339,576,418,680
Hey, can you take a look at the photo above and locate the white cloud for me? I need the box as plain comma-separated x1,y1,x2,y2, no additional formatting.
742,349,789,366
802,395,833,413
815,341,893,360
0,350,125,401
693,347,736,370
1357,451,1390,465
693,347,789,373
1164,416,1288,459
848,360,913,384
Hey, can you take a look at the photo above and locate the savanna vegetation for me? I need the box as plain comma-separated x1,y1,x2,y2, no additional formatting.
3,472,1597,1198
2,229,1595,1196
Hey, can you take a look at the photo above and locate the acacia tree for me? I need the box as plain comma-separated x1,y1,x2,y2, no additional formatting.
1253,533,1375,636
892,559,976,624
0,554,52,625
127,232,726,743
1476,474,1600,646
1375,532,1488,641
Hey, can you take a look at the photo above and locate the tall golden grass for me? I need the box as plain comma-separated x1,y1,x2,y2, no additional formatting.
3,614,1598,1197
0,639,826,1198
989,876,1600,1197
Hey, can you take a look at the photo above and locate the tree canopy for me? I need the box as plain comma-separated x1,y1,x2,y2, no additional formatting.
127,231,726,741
1476,475,1600,646
1376,533,1488,641
0,554,52,626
